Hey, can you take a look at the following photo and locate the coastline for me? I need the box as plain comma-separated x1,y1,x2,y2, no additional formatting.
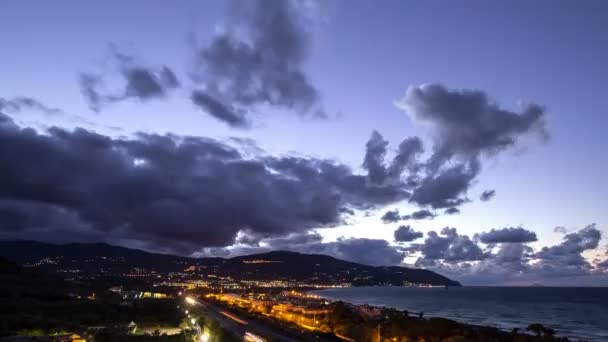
310,286,608,341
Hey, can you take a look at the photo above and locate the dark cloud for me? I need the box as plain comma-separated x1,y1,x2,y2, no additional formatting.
191,91,248,128
411,227,486,263
387,136,423,179
394,225,423,242
415,225,605,285
381,209,401,223
403,209,435,220
0,114,412,254
534,224,601,274
363,131,389,184
339,207,355,216
397,84,547,210
400,83,548,166
444,207,460,215
79,52,179,111
528,224,602,279
478,227,538,244
409,158,479,208
191,0,322,126
480,189,496,202
381,208,435,223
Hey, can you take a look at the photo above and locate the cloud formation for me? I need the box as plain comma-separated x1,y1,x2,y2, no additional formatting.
394,225,423,242
397,84,547,210
444,207,460,215
403,209,435,220
0,97,61,116
191,91,248,128
477,227,538,244
409,225,606,285
480,189,496,202
409,158,480,208
411,227,487,264
191,0,322,126
0,114,413,254
381,209,401,223
534,224,601,276
399,84,548,166
79,51,179,111
380,208,435,223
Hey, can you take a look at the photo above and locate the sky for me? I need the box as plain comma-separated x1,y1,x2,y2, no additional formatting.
1,0,607,285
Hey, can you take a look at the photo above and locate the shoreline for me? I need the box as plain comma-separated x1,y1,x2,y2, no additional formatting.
309,286,605,341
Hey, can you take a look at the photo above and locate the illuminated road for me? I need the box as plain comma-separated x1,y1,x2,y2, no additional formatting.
186,297,299,342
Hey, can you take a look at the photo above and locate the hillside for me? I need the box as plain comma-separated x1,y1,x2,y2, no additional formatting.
0,240,461,286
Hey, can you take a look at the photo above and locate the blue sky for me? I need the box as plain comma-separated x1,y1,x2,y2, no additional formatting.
1,0,607,285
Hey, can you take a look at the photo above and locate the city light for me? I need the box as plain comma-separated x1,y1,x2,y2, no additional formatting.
191,318,196,325
200,332,210,342
244,332,265,342
185,296,196,305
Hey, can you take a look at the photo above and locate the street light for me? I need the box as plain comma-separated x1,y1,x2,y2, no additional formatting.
191,318,197,325
185,296,196,305
200,332,210,342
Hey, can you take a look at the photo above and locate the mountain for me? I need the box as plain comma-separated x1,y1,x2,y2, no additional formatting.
0,240,461,286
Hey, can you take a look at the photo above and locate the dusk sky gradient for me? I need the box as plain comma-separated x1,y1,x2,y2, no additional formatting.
1,0,607,285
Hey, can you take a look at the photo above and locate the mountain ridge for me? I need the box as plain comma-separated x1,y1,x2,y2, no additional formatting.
0,240,461,286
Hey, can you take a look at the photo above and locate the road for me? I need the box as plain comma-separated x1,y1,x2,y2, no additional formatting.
185,297,299,342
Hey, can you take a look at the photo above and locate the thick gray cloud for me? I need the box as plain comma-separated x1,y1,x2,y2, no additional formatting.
363,131,390,184
478,227,538,244
79,52,179,111
399,83,548,166
480,189,496,202
411,227,486,263
381,208,435,223
444,207,460,215
381,209,401,223
191,0,322,126
403,209,435,220
534,224,601,274
387,136,424,179
413,225,605,285
394,225,423,242
398,84,547,210
409,158,479,208
0,114,412,255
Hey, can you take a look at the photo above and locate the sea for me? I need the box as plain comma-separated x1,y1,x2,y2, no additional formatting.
312,286,608,342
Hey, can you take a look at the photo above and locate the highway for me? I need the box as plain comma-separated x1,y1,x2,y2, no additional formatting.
184,296,299,342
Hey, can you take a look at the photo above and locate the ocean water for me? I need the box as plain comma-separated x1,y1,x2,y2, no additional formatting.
313,286,608,341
